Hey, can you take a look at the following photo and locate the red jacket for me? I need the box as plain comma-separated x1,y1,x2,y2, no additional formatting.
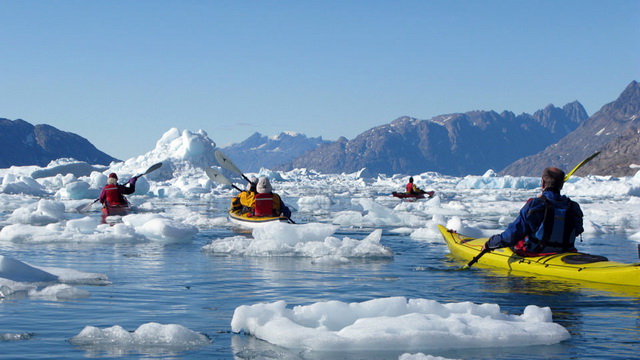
99,180,136,206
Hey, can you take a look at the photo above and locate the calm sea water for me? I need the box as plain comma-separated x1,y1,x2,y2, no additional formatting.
1,197,639,359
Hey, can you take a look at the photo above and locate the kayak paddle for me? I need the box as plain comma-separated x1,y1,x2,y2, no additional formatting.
75,162,163,213
134,162,163,180
213,150,296,224
214,150,255,185
564,151,600,181
461,151,601,270
75,198,100,213
461,248,489,270
205,167,243,191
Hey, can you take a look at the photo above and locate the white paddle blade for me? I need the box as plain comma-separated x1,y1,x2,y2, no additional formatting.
214,150,243,175
76,199,98,213
205,167,232,186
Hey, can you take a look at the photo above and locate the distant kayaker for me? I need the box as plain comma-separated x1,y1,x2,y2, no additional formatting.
99,172,137,207
253,176,291,218
230,176,258,214
482,167,584,256
406,177,427,194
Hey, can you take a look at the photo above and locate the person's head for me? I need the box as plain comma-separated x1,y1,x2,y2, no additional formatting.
108,173,118,185
256,176,272,194
246,176,258,192
542,167,565,191
409,177,414,183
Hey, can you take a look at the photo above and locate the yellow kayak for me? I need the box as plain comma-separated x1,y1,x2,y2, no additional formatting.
438,224,640,287
228,210,289,229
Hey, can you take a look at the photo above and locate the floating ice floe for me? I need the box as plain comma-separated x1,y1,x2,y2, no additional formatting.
0,211,197,244
69,322,211,352
202,222,393,260
0,255,109,299
231,297,570,352
7,199,66,225
122,214,198,243
0,173,48,196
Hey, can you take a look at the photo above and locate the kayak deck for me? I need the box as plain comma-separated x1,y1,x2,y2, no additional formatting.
228,210,289,229
438,224,640,287
392,191,435,199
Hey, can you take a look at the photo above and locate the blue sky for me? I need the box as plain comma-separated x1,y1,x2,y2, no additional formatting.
1,1,638,160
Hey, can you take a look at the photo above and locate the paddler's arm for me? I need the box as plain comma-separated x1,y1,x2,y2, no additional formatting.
482,201,534,251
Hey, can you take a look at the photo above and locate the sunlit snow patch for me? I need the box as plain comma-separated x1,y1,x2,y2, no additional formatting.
231,297,570,352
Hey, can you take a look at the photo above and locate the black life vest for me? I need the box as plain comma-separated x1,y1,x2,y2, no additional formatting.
529,196,577,252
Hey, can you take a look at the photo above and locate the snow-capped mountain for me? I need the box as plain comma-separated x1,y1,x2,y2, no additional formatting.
221,131,328,173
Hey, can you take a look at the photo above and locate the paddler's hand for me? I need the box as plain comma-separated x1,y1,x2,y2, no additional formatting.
482,240,495,252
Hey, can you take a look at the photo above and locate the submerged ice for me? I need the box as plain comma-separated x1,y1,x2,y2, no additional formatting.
69,322,211,353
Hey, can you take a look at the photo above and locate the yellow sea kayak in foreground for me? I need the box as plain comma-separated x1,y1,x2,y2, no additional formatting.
438,224,640,288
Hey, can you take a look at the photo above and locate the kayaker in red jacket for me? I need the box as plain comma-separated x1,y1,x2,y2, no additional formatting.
253,176,291,218
99,173,137,207
406,177,426,194
482,167,584,256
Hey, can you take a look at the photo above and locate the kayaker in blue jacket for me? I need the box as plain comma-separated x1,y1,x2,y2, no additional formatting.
483,167,584,256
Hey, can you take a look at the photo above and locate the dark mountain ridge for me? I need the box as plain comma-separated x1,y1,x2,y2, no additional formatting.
283,101,588,176
0,118,118,168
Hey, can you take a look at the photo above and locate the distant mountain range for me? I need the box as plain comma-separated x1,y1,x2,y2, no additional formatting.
275,81,637,177
281,102,588,176
220,131,328,173
0,119,117,168
2,81,637,178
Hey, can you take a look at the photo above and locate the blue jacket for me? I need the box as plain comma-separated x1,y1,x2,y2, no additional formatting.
486,190,583,254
